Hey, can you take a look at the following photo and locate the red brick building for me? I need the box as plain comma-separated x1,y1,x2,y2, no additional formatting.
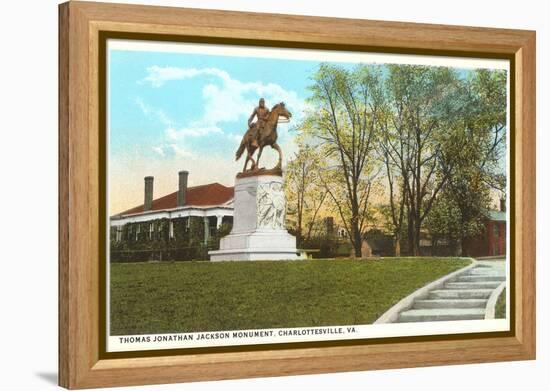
464,210,507,257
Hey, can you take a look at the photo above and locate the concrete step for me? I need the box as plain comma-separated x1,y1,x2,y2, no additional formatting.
445,281,502,290
467,268,504,275
429,289,494,300
413,299,487,309
457,275,505,282
468,266,500,274
398,308,486,323
471,264,492,269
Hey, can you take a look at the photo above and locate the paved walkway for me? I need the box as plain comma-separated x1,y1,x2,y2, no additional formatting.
396,259,506,323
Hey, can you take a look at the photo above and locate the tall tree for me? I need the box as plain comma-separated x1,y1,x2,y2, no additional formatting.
377,74,411,256
300,64,507,257
431,68,507,254
424,184,489,255
378,65,463,255
467,69,507,192
284,143,327,244
302,64,383,257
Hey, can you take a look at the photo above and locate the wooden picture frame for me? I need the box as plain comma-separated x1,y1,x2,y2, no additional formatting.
59,1,536,389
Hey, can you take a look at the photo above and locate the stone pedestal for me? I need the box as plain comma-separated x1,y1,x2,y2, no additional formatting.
209,174,303,261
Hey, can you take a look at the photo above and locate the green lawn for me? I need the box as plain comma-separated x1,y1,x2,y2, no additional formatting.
110,257,471,335
495,288,506,319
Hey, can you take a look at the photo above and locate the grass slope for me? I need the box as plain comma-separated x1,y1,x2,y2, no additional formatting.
495,288,506,319
110,258,471,335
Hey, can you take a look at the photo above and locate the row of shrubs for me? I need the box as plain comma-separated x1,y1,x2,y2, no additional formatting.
110,218,457,261
110,246,211,263
110,217,231,262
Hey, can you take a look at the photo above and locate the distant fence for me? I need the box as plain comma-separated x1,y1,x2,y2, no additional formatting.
110,245,215,263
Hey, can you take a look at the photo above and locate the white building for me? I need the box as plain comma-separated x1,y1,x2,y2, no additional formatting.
110,171,234,244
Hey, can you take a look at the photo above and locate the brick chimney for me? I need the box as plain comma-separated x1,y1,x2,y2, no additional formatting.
178,170,189,207
144,176,154,211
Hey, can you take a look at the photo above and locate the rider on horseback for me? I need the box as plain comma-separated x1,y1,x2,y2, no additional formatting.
235,100,291,173
247,98,270,148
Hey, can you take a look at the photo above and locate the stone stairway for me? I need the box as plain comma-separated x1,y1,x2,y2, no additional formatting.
397,264,506,323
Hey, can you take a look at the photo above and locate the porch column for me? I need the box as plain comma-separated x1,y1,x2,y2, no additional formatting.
203,217,209,244
216,215,223,228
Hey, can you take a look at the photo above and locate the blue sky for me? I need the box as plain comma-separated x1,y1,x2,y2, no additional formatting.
109,50,322,159
107,45,507,215
108,48,331,214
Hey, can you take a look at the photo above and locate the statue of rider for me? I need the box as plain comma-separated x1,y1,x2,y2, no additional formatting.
248,98,270,148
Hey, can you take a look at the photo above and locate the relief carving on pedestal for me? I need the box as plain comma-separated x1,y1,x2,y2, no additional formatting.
256,182,286,229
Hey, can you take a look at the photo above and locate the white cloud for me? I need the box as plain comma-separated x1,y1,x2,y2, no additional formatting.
141,65,307,126
152,146,165,157
140,66,308,165
135,97,173,126
141,66,232,87
151,143,195,159
166,125,222,141
169,144,194,158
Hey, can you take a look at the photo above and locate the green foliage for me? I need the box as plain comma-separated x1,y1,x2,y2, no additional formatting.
298,62,506,256
426,69,506,252
495,288,506,319
424,192,463,244
109,65,507,262
110,216,222,262
284,143,327,244
217,222,232,238
210,222,232,250
299,236,348,258
381,65,469,255
110,257,471,335
301,64,384,255
364,229,395,257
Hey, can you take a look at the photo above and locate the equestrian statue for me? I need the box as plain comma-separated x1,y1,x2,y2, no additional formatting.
235,98,292,174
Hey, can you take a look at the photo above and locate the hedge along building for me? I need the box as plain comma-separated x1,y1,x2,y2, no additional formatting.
109,171,235,261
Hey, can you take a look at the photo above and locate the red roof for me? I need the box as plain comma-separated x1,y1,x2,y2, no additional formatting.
119,183,234,216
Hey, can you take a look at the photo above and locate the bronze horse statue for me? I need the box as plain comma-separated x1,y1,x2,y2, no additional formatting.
235,102,292,172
